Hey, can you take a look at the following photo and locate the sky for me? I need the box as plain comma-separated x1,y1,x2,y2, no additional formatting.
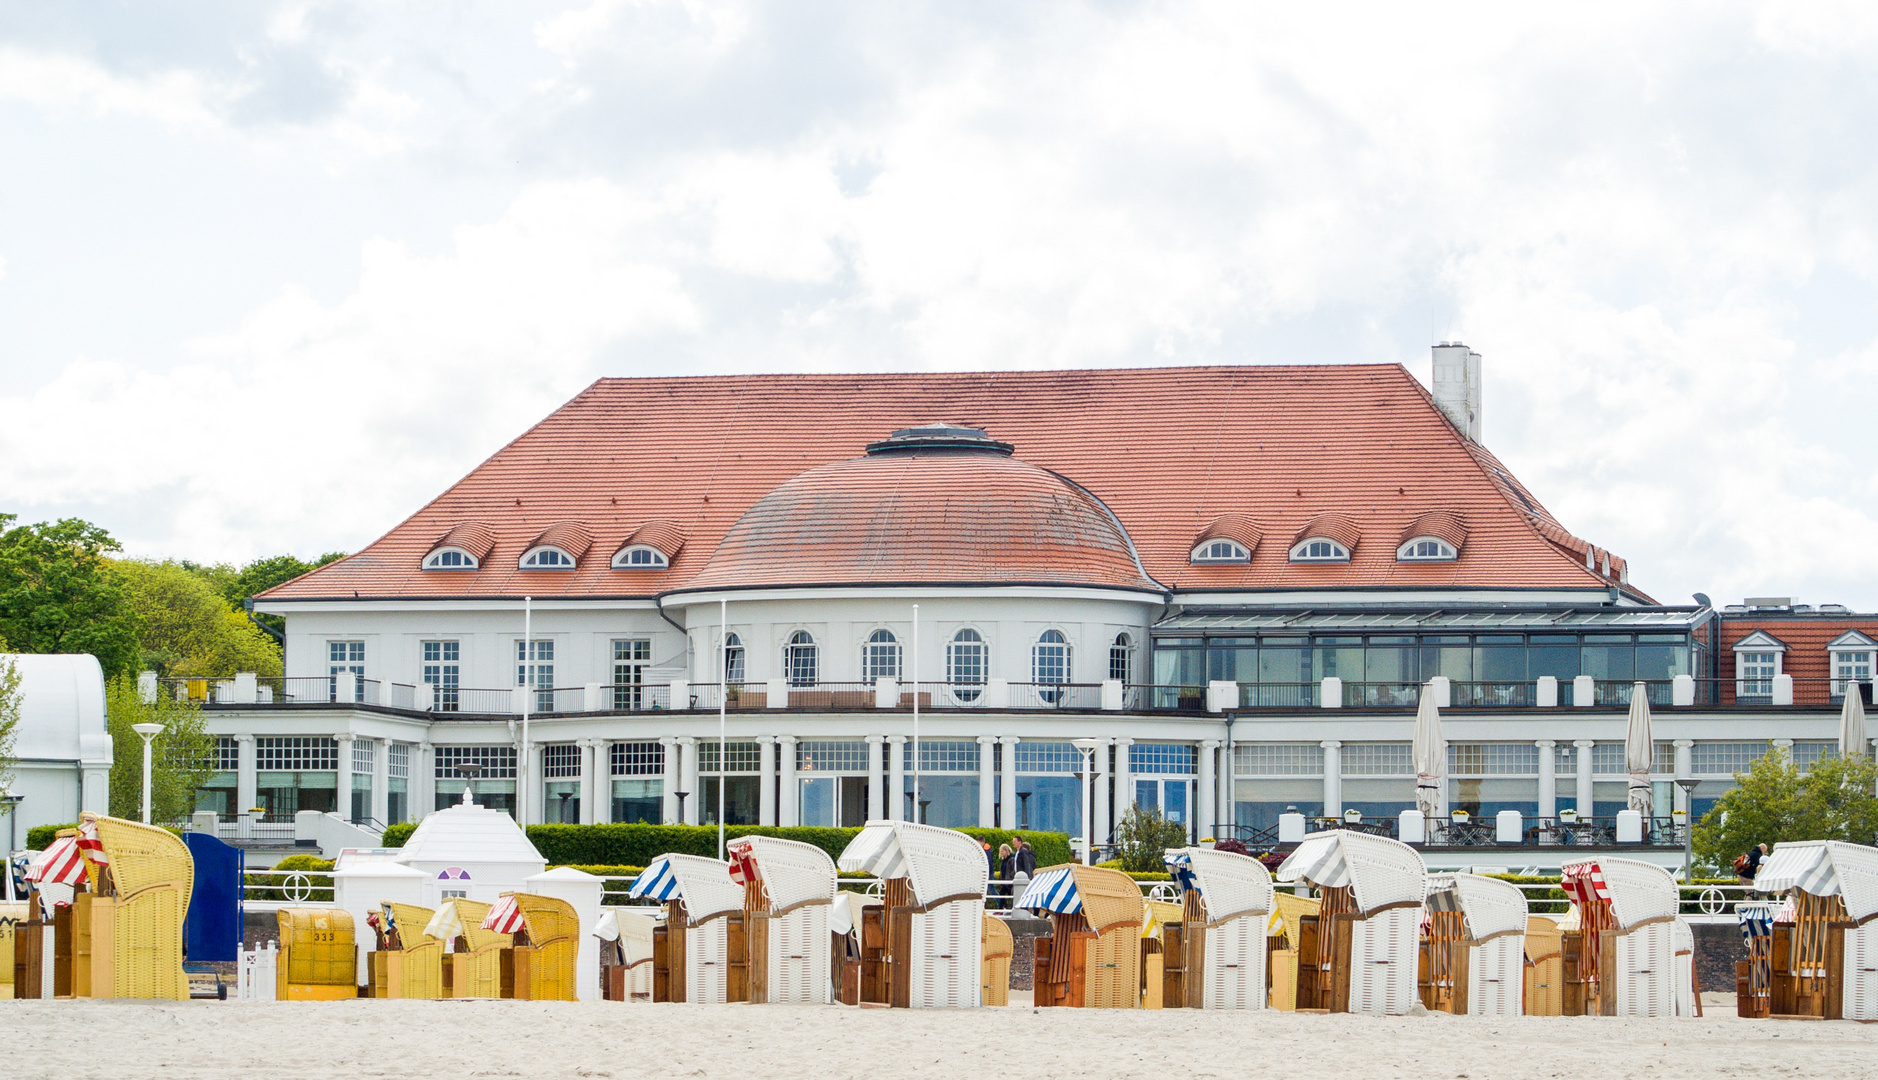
2,1,1877,609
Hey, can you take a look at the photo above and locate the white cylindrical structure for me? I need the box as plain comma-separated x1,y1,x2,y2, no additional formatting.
133,723,164,824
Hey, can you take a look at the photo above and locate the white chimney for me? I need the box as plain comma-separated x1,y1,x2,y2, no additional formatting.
1431,342,1482,441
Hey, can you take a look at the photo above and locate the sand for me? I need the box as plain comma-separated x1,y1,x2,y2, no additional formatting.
5,993,1875,1080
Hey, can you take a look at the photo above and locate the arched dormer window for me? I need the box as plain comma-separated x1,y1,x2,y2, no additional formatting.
784,630,818,686
1191,539,1251,564
862,629,901,681
424,547,478,570
520,546,577,569
1397,537,1458,561
1289,538,1349,562
612,545,668,569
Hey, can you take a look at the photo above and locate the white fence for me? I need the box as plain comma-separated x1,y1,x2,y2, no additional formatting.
237,942,278,1001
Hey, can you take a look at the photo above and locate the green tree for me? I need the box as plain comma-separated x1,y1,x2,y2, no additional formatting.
105,674,214,824
216,552,347,636
0,643,20,790
0,515,142,677
1112,804,1190,872
1693,747,1878,872
114,559,282,677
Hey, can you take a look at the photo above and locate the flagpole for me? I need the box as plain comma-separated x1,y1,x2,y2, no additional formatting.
719,596,727,860
912,603,920,824
522,595,531,828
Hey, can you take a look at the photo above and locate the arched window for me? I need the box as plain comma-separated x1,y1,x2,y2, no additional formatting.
520,546,576,569
1190,539,1250,564
784,630,818,686
1033,629,1071,702
862,629,901,681
1288,538,1350,562
947,628,987,703
612,545,669,569
424,548,478,570
1109,633,1134,682
723,632,745,683
1396,537,1457,561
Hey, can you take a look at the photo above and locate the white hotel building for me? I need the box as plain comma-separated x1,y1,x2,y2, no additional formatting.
185,350,1862,864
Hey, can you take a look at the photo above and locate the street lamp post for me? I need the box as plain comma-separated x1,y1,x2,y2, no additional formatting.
1675,777,1701,881
132,723,165,825
1072,738,1102,866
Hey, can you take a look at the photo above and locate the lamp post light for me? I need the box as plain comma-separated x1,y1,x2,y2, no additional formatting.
1072,738,1102,866
132,723,165,825
1675,777,1702,881
674,790,689,824
456,762,483,806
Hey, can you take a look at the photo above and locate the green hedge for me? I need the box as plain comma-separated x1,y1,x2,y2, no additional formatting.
1489,874,1742,916
27,824,75,850
378,822,1071,872
248,854,335,902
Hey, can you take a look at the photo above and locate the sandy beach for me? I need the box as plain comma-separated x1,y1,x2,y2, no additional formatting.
6,995,1875,1080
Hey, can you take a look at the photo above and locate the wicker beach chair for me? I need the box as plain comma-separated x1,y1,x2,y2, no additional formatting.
1751,840,1878,1021
1275,831,1427,1015
76,814,194,1000
728,835,838,1004
1163,847,1273,1010
1267,892,1321,1011
508,893,580,1001
1523,915,1564,1016
277,907,359,1000
1019,863,1145,1009
630,854,745,1004
441,899,512,998
1420,874,1527,1016
981,913,1013,1006
838,821,988,1008
1559,857,1679,1017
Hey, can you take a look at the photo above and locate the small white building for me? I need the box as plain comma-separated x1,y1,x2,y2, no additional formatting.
392,797,548,907
3,654,112,842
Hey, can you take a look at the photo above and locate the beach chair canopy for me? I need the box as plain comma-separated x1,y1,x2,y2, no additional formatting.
1274,831,1426,915
627,854,744,922
1559,858,1677,929
1164,847,1274,923
726,835,838,912
1425,873,1528,941
1016,864,1143,935
595,908,658,965
1737,902,1777,943
1753,840,1878,921
836,821,988,907
1269,891,1320,947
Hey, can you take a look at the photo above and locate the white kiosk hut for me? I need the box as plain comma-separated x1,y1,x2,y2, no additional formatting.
392,800,548,906
1162,847,1274,1009
629,854,745,1004
1558,857,1679,1017
726,835,838,1004
1274,831,1427,1015
1751,839,1878,1021
837,821,987,1008
1421,873,1528,1016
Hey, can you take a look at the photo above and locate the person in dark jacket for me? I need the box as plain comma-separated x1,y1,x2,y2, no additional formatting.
996,843,1016,908
1016,840,1037,876
1740,842,1770,882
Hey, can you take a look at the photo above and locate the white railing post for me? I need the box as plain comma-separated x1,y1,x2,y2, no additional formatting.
767,678,789,708
1535,675,1558,708
670,679,689,710
233,672,258,705
1573,675,1595,707
1206,680,1236,713
875,677,897,709
1772,674,1794,706
984,679,1010,709
1399,808,1425,844
1100,679,1123,711
584,682,602,712
1496,809,1522,844
1320,676,1342,708
1429,675,1451,708
1672,674,1695,707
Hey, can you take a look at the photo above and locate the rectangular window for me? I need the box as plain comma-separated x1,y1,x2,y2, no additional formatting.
1590,742,1627,775
1340,743,1412,776
256,736,338,771
1233,743,1324,777
1554,744,1578,776
1834,651,1873,699
1448,743,1539,776
612,639,651,710
387,743,410,779
422,640,460,711
610,741,664,776
543,743,582,779
328,641,365,702
216,736,240,772
798,739,868,772
1738,651,1777,697
1692,741,1772,775
352,739,375,775
434,745,518,779
1793,741,1838,771
516,640,554,712
1654,740,1675,775
697,740,761,774
1014,741,1079,773
902,739,979,773
1130,743,1196,775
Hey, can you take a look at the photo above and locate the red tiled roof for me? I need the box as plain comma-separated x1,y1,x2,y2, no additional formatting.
526,521,593,561
621,520,687,561
1292,512,1362,552
1193,513,1264,555
260,365,1644,602
1400,510,1468,550
679,451,1157,592
1718,617,1878,706
431,521,496,562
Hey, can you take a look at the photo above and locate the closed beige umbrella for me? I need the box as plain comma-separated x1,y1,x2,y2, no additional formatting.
1840,682,1868,761
1414,682,1444,820
1625,681,1654,815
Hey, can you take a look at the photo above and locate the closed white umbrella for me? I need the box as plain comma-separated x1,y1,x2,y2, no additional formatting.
1625,681,1654,815
1413,682,1444,819
1839,683,1868,762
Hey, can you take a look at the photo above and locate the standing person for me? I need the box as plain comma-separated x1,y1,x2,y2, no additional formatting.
1016,839,1037,877
1735,842,1770,883
996,843,1015,909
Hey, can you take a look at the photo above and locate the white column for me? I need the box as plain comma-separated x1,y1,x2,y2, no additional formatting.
677,736,699,825
334,735,354,822
758,737,778,826
371,738,390,827
415,742,434,818
1536,740,1557,820
578,739,598,825
596,741,615,824
1198,739,1219,842
887,735,906,821
1673,739,1694,815
777,735,799,827
660,737,679,824
866,735,885,821
236,734,258,816
977,736,997,828
1113,737,1134,823
1218,739,1234,833
1321,740,1342,819
1093,738,1111,844
530,742,549,827
999,738,1018,829
1574,739,1595,815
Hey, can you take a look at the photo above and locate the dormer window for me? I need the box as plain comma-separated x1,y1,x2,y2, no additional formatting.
612,545,669,569
1289,538,1349,562
1191,539,1250,564
423,548,478,570
520,546,576,569
1397,537,1457,562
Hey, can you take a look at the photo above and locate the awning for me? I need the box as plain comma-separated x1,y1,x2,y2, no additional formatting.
1737,903,1778,942
423,900,466,941
1755,840,1878,921
1163,847,1272,922
1275,831,1426,915
1559,862,1610,907
1275,835,1350,890
1017,867,1081,915
480,895,525,935
626,854,744,922
837,824,907,880
728,835,837,912
834,821,987,907
629,856,683,902
1561,856,1677,928
1425,873,1527,940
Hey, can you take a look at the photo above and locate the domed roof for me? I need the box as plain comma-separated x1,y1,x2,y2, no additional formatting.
678,426,1162,593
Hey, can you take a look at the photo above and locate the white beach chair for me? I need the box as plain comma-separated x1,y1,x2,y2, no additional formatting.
1274,831,1427,1015
837,821,987,1007
1423,873,1528,1016
728,835,838,1004
1163,847,1274,1009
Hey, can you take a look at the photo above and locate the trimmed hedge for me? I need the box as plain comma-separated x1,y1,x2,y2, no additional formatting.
248,854,335,902
27,824,75,850
378,821,1072,872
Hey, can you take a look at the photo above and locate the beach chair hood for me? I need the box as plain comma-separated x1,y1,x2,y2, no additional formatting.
1164,847,1274,924
1754,840,1878,921
1560,857,1677,929
1274,831,1426,915
1016,864,1143,935
1425,873,1528,940
836,821,987,908
727,835,838,913
628,854,744,924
